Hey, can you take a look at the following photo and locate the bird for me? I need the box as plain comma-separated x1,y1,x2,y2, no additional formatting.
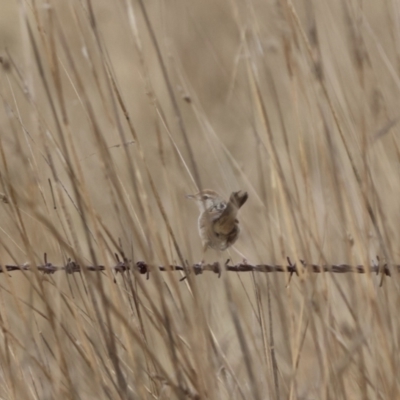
186,189,248,258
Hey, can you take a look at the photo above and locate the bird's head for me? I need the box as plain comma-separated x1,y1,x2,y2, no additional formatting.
186,189,225,212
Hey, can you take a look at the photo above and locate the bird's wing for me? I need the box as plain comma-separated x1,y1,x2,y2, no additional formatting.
208,206,226,222
212,202,238,235
212,191,248,235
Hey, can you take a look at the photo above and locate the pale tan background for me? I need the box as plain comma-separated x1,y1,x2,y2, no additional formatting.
1,1,398,263
0,1,399,399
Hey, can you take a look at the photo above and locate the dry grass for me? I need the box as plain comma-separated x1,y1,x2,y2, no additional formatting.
0,0,399,398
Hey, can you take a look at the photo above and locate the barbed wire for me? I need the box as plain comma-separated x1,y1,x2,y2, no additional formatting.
0,254,395,278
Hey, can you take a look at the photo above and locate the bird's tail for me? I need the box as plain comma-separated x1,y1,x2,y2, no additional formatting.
229,190,248,209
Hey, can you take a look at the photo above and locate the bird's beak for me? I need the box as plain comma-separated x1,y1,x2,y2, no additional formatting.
186,194,195,200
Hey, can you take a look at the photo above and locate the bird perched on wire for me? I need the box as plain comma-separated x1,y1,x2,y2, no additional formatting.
187,189,248,257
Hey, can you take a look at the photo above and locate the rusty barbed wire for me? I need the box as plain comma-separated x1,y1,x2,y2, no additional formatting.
0,254,395,278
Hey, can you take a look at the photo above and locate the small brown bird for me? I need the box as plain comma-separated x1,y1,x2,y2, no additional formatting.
187,189,248,256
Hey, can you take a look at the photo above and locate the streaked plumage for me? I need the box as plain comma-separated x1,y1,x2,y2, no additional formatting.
187,189,248,252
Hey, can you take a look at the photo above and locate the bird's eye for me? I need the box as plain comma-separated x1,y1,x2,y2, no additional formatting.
202,195,209,200
217,202,226,210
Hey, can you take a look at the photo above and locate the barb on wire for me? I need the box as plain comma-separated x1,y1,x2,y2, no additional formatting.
0,254,395,278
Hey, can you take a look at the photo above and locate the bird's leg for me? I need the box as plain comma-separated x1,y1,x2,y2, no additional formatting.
231,245,252,264
199,243,208,265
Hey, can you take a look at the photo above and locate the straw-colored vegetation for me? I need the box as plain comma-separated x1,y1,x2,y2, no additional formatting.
0,0,399,399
